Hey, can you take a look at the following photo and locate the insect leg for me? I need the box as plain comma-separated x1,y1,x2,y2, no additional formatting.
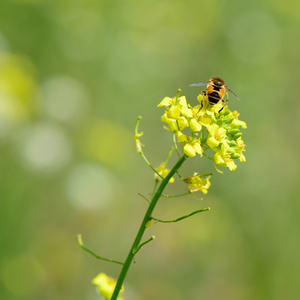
218,92,228,114
218,98,226,114
196,91,205,114
225,92,229,107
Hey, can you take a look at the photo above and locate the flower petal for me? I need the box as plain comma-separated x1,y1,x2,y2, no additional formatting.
158,97,173,107
183,143,196,157
190,118,202,132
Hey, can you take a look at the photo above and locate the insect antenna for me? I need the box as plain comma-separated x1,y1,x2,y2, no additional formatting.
227,87,242,102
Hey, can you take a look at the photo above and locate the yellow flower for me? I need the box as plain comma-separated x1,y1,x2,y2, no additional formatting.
213,144,237,171
134,131,143,153
159,95,191,132
185,174,211,194
178,96,188,108
190,118,202,132
199,116,212,126
206,124,226,149
231,118,247,129
161,113,177,131
183,143,197,157
181,107,193,118
235,137,246,162
157,96,173,107
167,105,181,119
183,139,203,157
161,112,188,132
177,116,189,131
158,95,188,109
92,273,124,300
177,131,187,142
155,163,175,182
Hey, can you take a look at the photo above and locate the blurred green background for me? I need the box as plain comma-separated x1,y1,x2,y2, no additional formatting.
1,0,300,299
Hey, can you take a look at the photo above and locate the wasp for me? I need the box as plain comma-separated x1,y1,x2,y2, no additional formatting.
189,76,241,113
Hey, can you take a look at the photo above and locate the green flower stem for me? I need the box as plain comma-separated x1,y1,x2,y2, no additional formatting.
135,117,164,180
139,151,164,179
173,132,181,158
175,88,181,102
151,207,210,223
77,234,124,265
164,147,174,165
203,152,212,160
110,154,188,300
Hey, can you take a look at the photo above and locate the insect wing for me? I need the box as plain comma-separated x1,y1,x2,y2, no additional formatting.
227,87,242,102
189,81,208,87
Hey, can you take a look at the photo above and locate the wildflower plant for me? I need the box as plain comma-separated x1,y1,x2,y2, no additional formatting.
78,88,247,299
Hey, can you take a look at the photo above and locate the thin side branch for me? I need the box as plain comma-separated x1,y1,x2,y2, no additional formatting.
164,147,174,165
161,191,190,198
151,208,210,223
139,152,164,179
175,170,185,181
138,193,150,204
77,234,124,265
132,236,155,256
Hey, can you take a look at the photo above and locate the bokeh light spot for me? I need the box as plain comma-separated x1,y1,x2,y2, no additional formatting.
1,254,45,296
0,54,37,114
65,163,117,210
0,33,10,52
0,53,37,138
78,118,132,168
16,123,72,173
41,76,90,123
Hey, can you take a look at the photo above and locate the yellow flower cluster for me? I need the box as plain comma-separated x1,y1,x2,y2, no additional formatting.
92,273,124,300
158,92,246,172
